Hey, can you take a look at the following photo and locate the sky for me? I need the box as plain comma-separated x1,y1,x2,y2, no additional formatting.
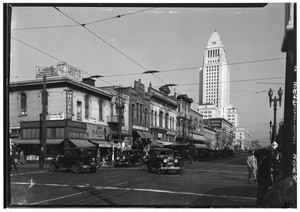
9,3,287,147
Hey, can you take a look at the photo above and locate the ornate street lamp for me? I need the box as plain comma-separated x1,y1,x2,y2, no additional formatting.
268,87,283,144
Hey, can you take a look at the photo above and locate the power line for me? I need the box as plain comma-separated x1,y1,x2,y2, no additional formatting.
12,7,156,31
11,37,64,62
53,6,183,95
231,91,267,99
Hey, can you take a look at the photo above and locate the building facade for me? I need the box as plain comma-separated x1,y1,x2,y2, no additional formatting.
115,79,152,151
199,30,230,118
233,127,252,150
197,103,221,119
204,118,234,150
147,84,178,143
190,108,207,145
227,106,239,127
175,94,193,143
9,76,114,156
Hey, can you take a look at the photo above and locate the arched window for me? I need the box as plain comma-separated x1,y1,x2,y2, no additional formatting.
151,110,154,125
165,113,169,129
85,95,90,118
159,111,163,127
20,93,27,115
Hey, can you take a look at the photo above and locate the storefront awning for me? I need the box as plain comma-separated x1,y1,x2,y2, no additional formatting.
136,130,146,138
192,134,208,143
194,143,208,149
89,140,112,148
143,132,153,139
67,139,95,148
156,140,173,146
12,139,64,145
150,140,164,148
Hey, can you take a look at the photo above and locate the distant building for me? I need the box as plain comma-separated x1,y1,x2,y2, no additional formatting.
199,30,230,118
227,106,239,127
204,118,233,149
233,127,252,150
197,103,221,119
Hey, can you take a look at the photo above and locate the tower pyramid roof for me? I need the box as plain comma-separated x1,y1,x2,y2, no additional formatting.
206,30,223,48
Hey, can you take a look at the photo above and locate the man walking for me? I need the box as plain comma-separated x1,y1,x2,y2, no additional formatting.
247,150,257,183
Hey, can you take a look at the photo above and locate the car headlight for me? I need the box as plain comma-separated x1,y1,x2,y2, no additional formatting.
163,159,167,163
116,157,120,160
174,159,178,163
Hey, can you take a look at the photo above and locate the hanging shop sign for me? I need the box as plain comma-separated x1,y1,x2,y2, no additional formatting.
66,90,73,119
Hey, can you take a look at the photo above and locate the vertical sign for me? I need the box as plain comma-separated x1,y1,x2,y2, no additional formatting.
66,90,73,119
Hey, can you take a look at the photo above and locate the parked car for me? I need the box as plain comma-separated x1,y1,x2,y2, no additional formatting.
147,148,183,174
114,149,144,167
49,147,98,174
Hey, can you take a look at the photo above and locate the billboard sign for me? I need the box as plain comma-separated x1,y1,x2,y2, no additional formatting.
87,124,107,140
36,66,58,78
210,119,222,129
57,63,82,81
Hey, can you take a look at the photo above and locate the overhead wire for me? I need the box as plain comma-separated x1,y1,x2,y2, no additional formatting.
12,7,156,31
53,6,183,95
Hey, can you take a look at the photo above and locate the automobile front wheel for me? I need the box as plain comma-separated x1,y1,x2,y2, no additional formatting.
176,169,183,175
49,162,57,172
73,163,81,174
90,167,97,173
157,168,164,175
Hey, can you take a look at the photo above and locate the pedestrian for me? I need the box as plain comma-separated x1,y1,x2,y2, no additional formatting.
38,147,45,169
255,149,273,207
10,150,18,173
96,147,101,167
247,150,257,183
19,150,26,165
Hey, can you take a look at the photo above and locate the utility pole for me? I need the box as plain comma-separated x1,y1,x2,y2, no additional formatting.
39,74,47,168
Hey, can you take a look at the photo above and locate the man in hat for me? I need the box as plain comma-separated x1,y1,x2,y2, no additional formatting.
247,150,257,183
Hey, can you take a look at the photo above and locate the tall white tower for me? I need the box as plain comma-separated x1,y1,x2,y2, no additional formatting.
199,31,230,118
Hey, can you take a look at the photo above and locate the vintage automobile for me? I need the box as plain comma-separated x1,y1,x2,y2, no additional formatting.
48,147,98,174
147,148,183,174
114,149,144,167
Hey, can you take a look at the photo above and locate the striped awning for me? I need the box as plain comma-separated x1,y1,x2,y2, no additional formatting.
89,140,112,148
67,139,95,148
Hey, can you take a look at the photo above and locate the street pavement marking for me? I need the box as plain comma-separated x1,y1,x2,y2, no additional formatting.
185,169,248,174
10,171,48,176
11,181,257,205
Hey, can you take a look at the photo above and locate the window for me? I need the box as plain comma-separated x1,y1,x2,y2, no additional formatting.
77,101,82,121
131,104,135,125
165,113,169,129
84,95,90,118
20,93,27,115
145,108,148,126
98,99,103,121
159,111,163,127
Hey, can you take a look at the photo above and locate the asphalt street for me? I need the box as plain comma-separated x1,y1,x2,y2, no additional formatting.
8,152,258,207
